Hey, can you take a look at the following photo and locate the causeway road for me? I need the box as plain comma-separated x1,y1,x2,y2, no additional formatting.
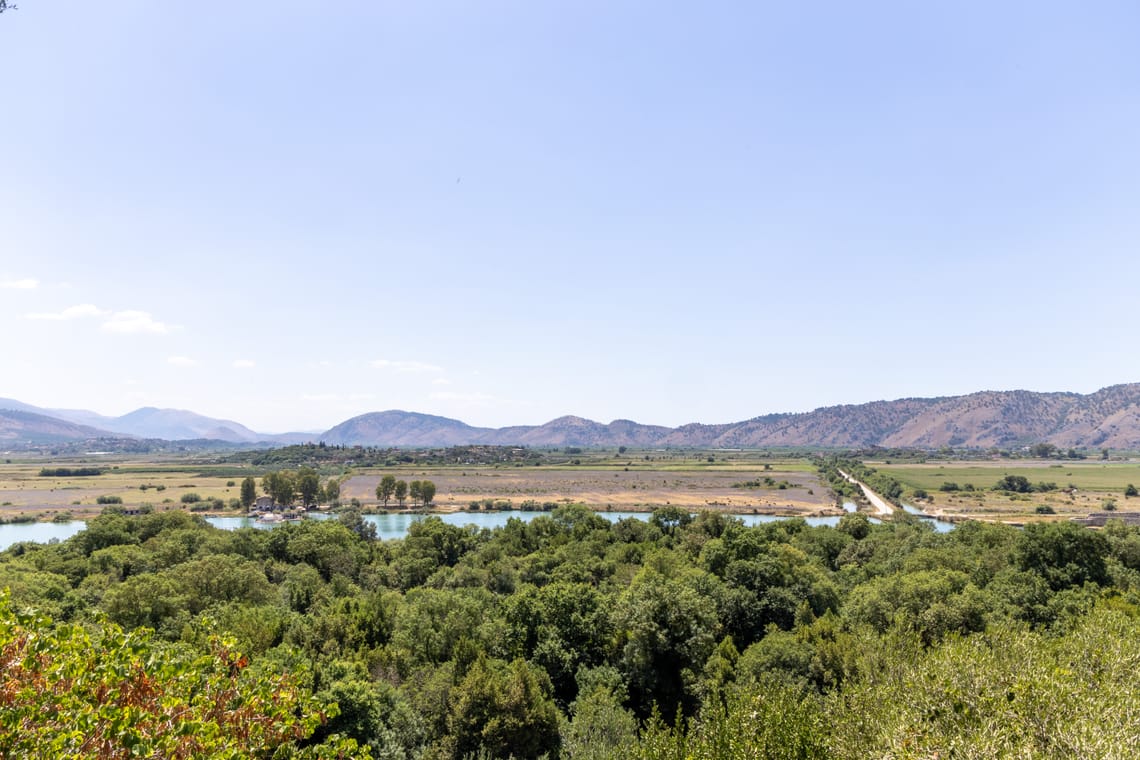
837,469,895,516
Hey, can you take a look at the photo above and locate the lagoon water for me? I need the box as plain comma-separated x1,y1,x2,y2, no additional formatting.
0,520,88,550
901,503,956,533
0,507,954,551
206,510,848,542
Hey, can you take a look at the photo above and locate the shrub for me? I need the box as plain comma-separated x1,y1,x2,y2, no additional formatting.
995,475,1032,493
180,493,201,504
95,495,123,505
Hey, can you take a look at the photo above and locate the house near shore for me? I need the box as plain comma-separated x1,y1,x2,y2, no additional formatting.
253,495,274,511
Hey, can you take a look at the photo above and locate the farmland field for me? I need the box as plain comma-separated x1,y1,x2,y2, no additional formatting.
0,451,836,521
0,461,255,521
875,459,1140,521
340,461,832,514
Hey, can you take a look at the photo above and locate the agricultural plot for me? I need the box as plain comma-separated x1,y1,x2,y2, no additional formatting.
0,454,836,521
343,461,833,514
0,461,253,520
876,460,1140,521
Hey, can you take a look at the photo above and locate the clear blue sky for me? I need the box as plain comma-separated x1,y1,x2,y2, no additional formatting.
3,1,1138,433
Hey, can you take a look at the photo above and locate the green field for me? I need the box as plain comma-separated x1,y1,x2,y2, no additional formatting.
877,461,1140,494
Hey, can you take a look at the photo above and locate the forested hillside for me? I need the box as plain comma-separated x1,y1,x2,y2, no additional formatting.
2,507,1139,758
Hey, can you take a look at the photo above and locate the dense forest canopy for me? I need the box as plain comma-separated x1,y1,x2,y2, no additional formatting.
2,505,1139,758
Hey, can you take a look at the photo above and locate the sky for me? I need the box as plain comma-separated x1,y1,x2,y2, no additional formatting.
2,1,1139,433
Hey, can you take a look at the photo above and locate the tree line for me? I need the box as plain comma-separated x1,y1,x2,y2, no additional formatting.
2,504,1140,758
236,468,343,510
376,475,436,508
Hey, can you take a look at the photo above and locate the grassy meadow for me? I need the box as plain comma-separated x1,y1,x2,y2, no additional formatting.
0,460,256,521
875,459,1140,521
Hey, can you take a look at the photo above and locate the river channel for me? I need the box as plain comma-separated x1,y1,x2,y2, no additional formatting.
0,506,954,551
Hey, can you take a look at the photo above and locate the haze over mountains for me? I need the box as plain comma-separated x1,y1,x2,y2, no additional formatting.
3,383,1140,449
0,399,309,445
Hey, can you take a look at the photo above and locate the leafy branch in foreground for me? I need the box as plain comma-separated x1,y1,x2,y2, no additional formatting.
0,594,366,759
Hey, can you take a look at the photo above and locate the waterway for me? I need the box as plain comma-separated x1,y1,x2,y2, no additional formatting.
206,511,849,542
0,506,955,551
901,503,957,533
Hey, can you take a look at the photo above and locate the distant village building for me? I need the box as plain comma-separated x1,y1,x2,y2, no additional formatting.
254,495,274,511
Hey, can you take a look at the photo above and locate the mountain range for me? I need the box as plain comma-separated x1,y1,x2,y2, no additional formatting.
0,398,310,446
4,383,1140,450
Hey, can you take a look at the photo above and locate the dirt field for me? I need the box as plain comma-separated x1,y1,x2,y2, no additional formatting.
341,465,835,515
0,458,837,521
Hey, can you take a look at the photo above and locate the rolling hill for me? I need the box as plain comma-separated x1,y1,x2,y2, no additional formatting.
0,409,114,444
0,399,308,446
319,384,1140,449
4,383,1140,449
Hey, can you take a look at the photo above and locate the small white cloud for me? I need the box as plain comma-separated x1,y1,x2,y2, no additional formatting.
233,359,256,369
371,359,443,373
25,303,108,320
1,278,38,290
26,304,174,335
302,393,340,402
348,393,376,401
167,356,198,367
432,377,452,386
102,310,170,334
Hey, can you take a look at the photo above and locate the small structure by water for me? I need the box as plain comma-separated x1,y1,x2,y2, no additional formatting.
1071,511,1140,527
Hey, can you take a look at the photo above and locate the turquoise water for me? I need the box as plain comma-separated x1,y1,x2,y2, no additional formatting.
353,510,847,541
0,507,955,551
900,503,957,533
0,520,86,549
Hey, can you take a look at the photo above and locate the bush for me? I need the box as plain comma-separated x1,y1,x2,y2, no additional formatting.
995,475,1032,493
180,493,201,504
1035,505,1055,515
95,495,123,505
1126,484,1138,498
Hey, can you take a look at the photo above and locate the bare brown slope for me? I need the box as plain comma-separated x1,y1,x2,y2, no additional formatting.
712,399,938,447
881,391,1079,448
319,385,1140,448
